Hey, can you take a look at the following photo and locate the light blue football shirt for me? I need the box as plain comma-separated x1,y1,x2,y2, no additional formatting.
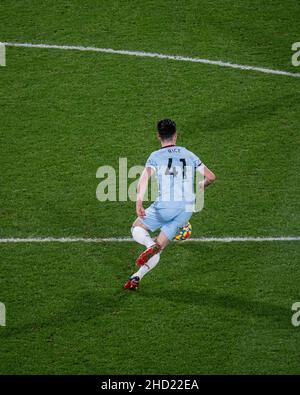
145,145,203,209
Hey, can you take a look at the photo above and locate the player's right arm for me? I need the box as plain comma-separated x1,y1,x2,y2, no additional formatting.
197,164,216,191
136,167,155,218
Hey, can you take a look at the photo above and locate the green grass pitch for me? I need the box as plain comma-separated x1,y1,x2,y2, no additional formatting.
0,0,300,374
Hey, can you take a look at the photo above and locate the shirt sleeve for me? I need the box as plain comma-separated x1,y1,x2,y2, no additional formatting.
190,152,203,169
145,153,157,171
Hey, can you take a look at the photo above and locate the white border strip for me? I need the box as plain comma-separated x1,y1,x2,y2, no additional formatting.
0,237,299,243
3,41,300,78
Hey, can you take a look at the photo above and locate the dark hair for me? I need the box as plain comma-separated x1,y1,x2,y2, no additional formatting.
157,119,176,140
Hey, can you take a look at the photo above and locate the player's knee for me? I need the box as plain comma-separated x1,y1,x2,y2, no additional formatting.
156,232,170,250
131,224,146,238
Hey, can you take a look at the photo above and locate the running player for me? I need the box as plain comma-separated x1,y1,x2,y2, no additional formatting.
124,119,216,290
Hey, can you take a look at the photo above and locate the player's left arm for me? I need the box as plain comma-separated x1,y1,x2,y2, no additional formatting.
136,167,155,218
197,164,216,190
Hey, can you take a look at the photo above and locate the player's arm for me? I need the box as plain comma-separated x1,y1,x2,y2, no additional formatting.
197,164,216,190
136,167,155,218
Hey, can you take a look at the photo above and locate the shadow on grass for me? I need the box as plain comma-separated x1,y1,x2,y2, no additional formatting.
142,288,290,326
0,287,135,337
1,286,291,338
192,92,299,134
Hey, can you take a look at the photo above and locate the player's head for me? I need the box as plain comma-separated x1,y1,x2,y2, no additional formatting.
157,119,177,143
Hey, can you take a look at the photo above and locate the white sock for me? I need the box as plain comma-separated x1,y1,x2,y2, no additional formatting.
132,253,160,280
131,226,155,248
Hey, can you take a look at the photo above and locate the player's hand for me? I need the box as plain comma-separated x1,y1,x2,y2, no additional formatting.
136,201,146,218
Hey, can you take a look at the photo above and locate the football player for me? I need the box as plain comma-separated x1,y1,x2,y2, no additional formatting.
124,119,216,289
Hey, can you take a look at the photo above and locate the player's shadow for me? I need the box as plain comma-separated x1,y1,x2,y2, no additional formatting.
1,288,290,337
0,289,133,338
146,289,290,326
192,92,298,133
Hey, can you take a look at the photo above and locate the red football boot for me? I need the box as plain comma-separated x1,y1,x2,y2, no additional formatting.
135,243,161,267
123,276,140,290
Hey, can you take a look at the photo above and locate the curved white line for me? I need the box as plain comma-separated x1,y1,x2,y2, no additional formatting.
2,41,300,78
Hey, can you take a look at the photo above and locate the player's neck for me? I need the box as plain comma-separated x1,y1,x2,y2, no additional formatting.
161,141,176,149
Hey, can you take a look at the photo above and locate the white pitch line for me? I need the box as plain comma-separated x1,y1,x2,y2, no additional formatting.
0,237,299,243
3,41,300,78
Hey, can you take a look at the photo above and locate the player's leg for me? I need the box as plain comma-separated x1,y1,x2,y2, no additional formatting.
125,208,193,289
124,205,162,289
124,252,161,289
134,207,181,268
136,208,193,267
156,231,170,249
131,218,156,248
135,230,169,267
125,228,173,289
